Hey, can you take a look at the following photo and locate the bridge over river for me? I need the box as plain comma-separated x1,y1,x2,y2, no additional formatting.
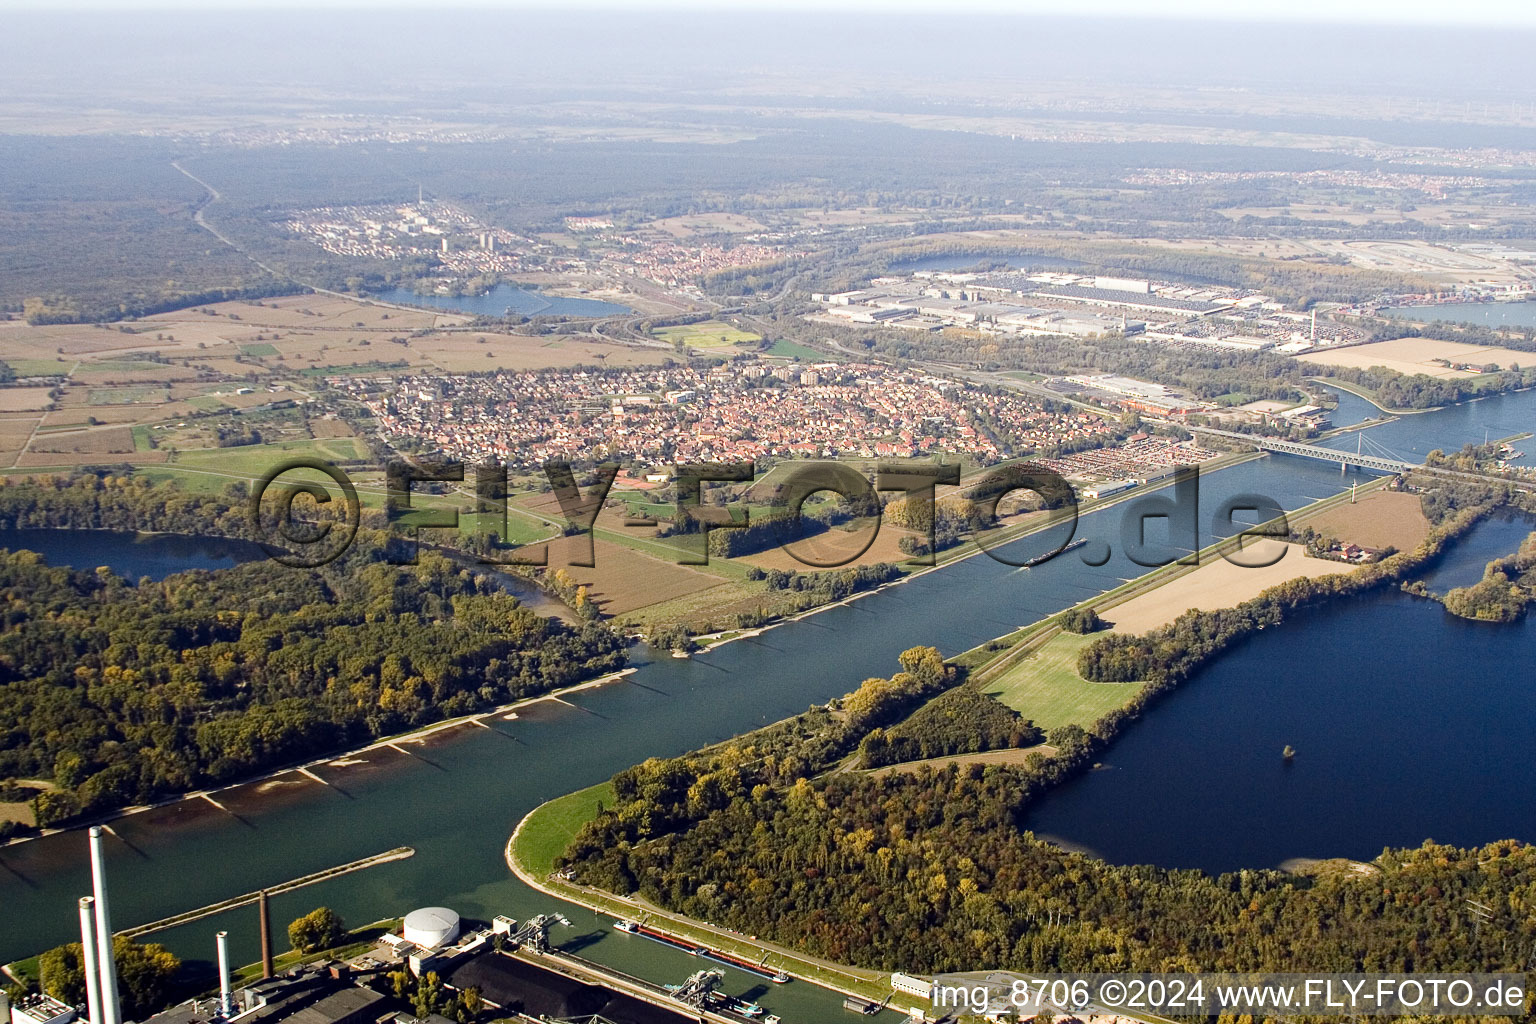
1190,425,1536,493
1191,426,1414,473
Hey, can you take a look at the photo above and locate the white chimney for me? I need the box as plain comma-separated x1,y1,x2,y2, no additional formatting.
89,827,122,1024
216,932,233,1019
79,897,104,1024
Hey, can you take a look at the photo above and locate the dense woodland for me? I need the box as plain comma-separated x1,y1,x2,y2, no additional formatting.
0,478,625,833
1436,530,1536,623
561,481,1535,980
858,688,1042,768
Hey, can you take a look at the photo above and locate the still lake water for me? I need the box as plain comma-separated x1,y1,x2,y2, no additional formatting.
1380,300,1536,329
2,389,1535,1014
371,284,630,318
0,530,263,580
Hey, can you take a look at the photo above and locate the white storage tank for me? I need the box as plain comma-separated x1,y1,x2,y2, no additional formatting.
402,907,461,948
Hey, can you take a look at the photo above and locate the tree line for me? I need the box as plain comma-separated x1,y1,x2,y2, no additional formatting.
0,478,626,834
858,687,1042,768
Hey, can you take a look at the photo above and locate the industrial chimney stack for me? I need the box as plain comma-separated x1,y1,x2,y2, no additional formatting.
258,890,274,979
216,932,233,1019
88,827,123,1024
77,898,104,1024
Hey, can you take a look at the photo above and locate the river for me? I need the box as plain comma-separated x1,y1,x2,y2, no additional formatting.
2,388,1534,1020
1380,300,1536,329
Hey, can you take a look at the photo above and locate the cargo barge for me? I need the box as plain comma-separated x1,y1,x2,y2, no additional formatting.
615,920,791,983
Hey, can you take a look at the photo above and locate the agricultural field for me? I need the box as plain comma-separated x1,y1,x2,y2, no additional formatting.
88,386,167,405
398,331,675,372
0,388,53,411
1304,489,1431,551
761,337,833,360
1299,337,1533,377
982,631,1140,731
653,320,762,350
650,213,768,237
739,522,919,572
523,536,727,616
1103,542,1344,635
171,435,372,476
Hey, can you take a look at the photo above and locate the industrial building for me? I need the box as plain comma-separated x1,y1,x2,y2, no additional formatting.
447,954,692,1024
142,971,389,1024
401,909,461,950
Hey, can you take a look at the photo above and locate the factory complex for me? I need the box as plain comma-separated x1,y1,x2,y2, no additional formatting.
814,270,1368,351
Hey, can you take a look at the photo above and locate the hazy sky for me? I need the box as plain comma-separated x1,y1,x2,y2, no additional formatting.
2,0,1535,23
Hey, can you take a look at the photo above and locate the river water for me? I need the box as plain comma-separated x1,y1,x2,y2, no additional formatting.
2,389,1534,1020
1380,301,1536,329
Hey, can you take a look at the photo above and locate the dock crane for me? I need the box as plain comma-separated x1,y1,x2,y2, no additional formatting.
667,968,724,1008
507,912,571,953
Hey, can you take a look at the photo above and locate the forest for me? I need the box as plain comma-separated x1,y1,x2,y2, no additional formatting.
0,477,626,833
1435,529,1536,623
857,688,1042,768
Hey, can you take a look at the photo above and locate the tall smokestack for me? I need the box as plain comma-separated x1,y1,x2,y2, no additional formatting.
258,891,273,979
78,898,104,1024
88,827,122,1024
216,932,233,1019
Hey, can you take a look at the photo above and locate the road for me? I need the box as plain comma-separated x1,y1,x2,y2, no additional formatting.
170,160,432,315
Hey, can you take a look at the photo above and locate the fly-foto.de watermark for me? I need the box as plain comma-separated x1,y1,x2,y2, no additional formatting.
249,457,1290,572
931,972,1529,1017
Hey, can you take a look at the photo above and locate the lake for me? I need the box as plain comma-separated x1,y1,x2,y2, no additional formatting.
1380,300,1536,329
371,284,630,318
0,529,262,580
1024,510,1536,874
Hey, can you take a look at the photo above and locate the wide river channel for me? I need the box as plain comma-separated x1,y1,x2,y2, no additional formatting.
1,387,1534,1021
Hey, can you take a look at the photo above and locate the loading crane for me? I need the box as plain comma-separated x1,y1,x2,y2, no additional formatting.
507,912,571,953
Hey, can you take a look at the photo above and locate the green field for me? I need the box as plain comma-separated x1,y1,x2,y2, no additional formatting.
449,509,558,546
186,395,228,411
240,343,279,357
298,361,410,378
88,386,166,405
982,632,1140,730
510,781,614,878
761,338,830,360
87,359,168,372
173,436,373,476
7,359,74,376
653,320,762,349
131,425,153,452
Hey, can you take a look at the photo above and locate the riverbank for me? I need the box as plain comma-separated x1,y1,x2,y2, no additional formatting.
686,448,1265,653
0,666,636,851
505,789,900,1009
